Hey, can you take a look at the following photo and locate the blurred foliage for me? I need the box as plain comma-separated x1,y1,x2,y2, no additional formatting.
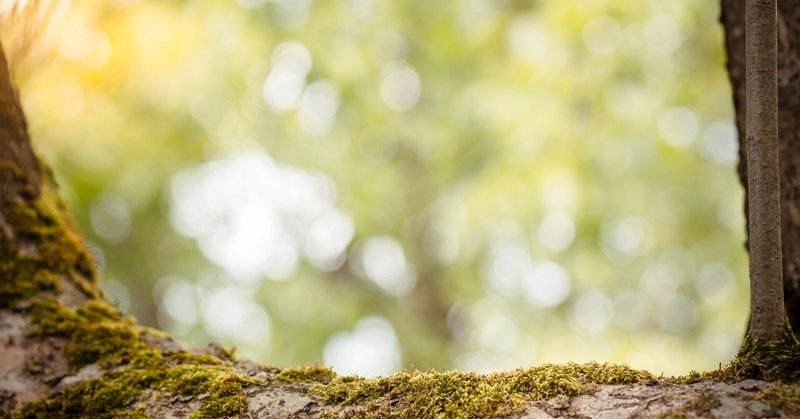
18,0,746,376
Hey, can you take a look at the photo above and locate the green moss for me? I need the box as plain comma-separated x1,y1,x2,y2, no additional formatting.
0,171,100,308
209,345,237,362
65,323,140,368
672,370,703,385
683,323,800,383
129,406,149,419
19,298,257,418
274,365,336,384
158,364,257,419
180,374,253,419
657,414,691,419
165,350,224,366
0,267,61,308
19,346,258,419
19,349,166,418
758,382,800,415
3,165,256,417
28,299,140,369
312,362,652,418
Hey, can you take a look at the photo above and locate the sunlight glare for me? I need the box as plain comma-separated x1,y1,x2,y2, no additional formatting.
359,236,416,296
263,41,312,111
323,316,401,377
170,150,354,283
380,61,421,112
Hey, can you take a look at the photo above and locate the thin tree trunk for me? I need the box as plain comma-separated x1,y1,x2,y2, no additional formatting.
723,0,800,338
745,0,784,339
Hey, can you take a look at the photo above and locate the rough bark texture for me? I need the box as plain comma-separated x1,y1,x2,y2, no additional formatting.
723,0,800,337
744,0,785,339
0,44,40,200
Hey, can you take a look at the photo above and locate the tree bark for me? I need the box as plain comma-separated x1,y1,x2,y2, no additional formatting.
0,43,40,200
723,0,800,337
744,0,785,339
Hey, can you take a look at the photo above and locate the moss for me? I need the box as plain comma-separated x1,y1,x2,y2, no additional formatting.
165,350,223,366
312,362,652,418
3,165,255,417
0,267,61,308
19,349,166,418
758,382,800,415
274,365,336,384
209,345,237,362
19,298,257,418
129,406,149,419
19,347,258,419
682,322,800,383
65,323,140,368
28,298,140,369
0,171,100,308
158,364,257,419
177,374,253,419
672,370,703,385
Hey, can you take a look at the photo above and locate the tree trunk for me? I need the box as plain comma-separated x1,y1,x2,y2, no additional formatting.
722,0,800,337
744,0,784,339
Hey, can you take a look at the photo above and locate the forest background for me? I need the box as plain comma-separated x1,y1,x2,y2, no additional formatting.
18,0,744,378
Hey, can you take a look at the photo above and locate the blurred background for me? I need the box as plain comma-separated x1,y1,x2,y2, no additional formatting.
17,0,745,377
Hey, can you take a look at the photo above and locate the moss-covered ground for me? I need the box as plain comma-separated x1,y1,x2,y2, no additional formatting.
677,322,800,384
16,300,660,419
13,299,800,418
12,293,662,418
17,297,259,419
274,362,652,418
273,326,800,418
4,165,800,418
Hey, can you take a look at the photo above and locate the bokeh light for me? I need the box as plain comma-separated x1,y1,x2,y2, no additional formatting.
23,0,747,376
323,316,402,377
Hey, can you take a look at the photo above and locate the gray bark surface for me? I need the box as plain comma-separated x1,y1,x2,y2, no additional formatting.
0,43,40,199
745,0,785,339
